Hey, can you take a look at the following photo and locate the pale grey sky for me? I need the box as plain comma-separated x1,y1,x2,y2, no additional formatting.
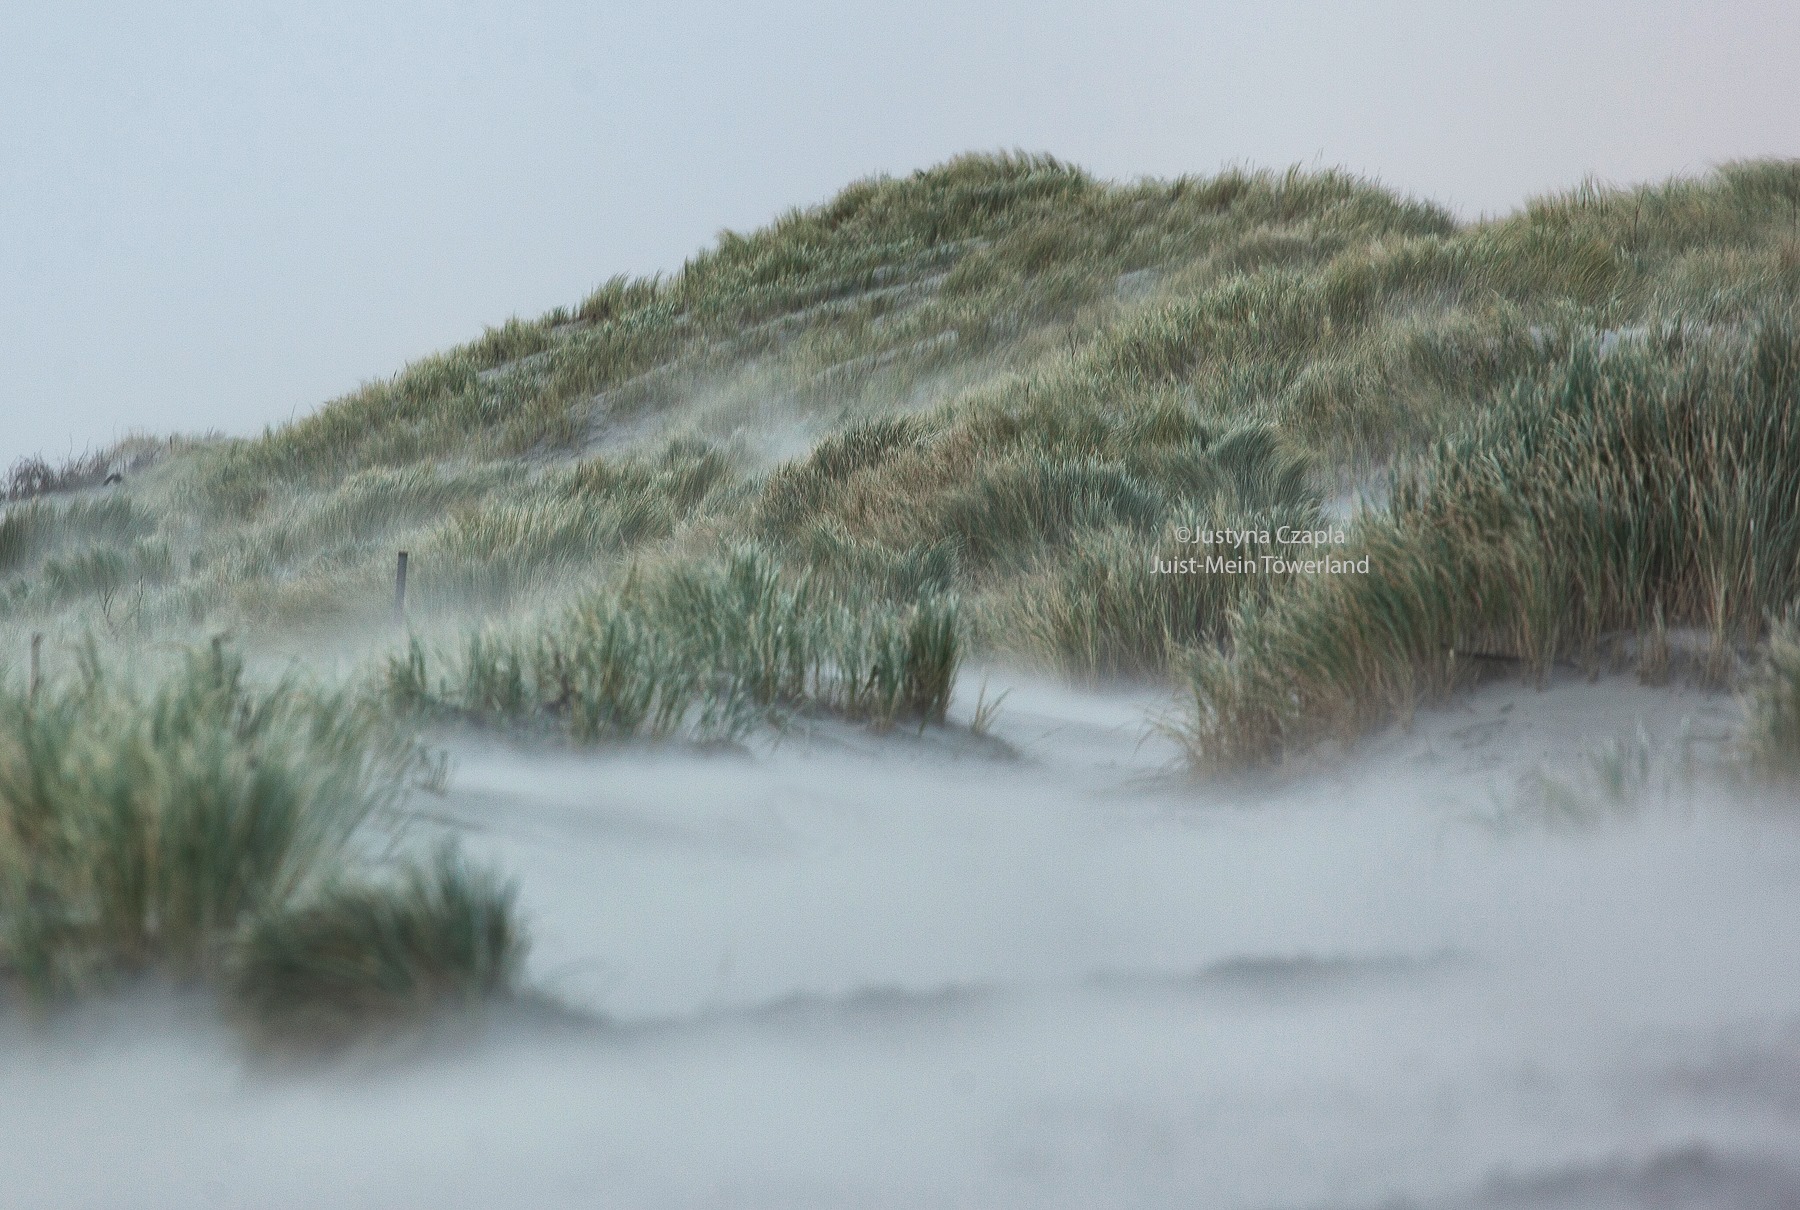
2,1,1795,469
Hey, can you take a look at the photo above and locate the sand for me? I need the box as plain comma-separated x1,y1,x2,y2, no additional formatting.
1,670,1796,1209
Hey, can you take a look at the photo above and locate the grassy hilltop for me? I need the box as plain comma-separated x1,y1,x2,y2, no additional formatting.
3,153,1800,1039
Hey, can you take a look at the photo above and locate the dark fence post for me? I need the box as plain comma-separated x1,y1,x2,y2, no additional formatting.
28,632,42,702
395,551,410,625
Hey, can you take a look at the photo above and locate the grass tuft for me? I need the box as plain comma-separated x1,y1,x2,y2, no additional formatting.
0,643,526,1047
388,547,961,741
229,845,526,1050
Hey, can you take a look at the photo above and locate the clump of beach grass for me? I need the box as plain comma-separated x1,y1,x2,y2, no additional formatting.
229,844,526,1051
386,547,961,742
4,450,117,503
0,642,525,1048
1179,320,1800,770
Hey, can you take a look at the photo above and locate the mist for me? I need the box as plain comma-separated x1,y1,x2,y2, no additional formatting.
3,671,1797,1208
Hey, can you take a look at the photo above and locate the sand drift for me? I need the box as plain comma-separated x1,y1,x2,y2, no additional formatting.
1,674,1797,1209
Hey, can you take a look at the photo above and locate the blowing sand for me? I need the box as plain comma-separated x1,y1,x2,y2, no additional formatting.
1,672,1796,1209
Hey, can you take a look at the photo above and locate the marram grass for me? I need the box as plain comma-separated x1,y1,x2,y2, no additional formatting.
0,644,525,1047
2,154,1798,763
229,844,525,1050
386,547,961,742
7,156,1800,678
1178,321,1800,770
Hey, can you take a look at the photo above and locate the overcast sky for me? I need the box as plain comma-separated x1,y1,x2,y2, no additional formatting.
2,1,1795,469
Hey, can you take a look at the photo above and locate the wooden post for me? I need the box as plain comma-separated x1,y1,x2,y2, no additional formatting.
28,633,42,703
394,551,410,625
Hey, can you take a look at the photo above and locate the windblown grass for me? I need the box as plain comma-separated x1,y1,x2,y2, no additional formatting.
230,844,525,1050
0,644,524,1047
387,548,960,741
186,154,1463,483
761,403,1319,675
3,438,180,503
1179,321,1800,769
987,509,1312,680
